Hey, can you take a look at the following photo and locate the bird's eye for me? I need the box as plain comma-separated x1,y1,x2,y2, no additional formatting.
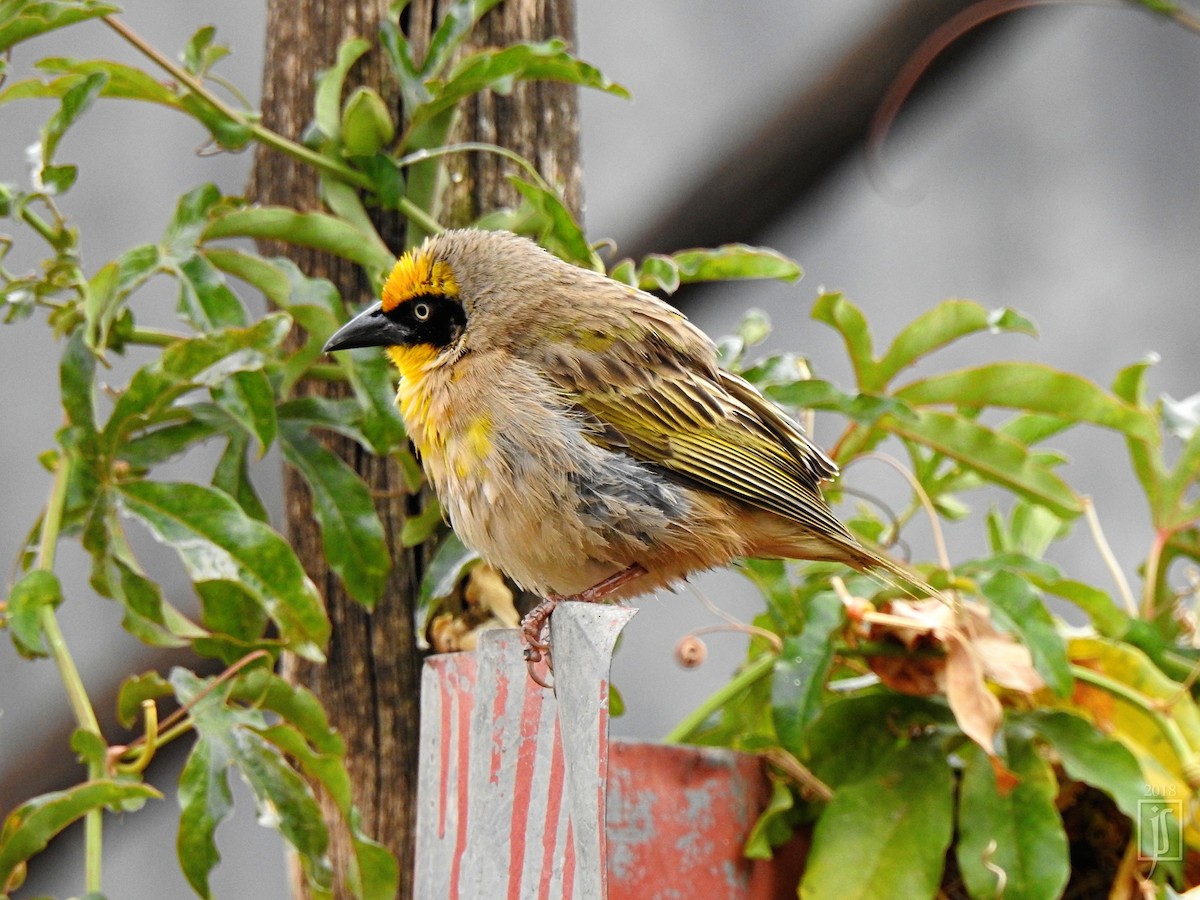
412,302,431,322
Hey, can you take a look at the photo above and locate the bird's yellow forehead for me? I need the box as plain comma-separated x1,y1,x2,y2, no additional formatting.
381,249,459,312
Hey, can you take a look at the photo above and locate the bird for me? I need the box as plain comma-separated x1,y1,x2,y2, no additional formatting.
322,228,931,679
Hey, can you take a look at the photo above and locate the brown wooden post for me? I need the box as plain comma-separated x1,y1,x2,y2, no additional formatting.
250,1,582,896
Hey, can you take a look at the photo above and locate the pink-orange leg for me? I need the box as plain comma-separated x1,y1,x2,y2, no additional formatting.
522,563,647,688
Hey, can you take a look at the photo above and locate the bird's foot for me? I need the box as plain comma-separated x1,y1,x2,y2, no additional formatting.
520,563,647,688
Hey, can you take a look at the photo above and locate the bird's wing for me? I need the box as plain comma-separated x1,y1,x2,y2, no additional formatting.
535,308,851,540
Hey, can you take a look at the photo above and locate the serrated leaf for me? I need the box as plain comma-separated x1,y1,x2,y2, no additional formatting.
956,735,1068,900
0,779,161,891
800,736,953,900
888,410,1082,517
117,480,329,660
979,570,1072,696
0,1,120,54
279,421,390,606
6,568,62,658
772,592,842,755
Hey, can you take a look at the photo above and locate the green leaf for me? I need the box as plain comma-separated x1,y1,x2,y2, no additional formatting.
418,530,480,612
1032,576,1129,639
6,568,62,658
667,245,801,287
408,38,628,137
102,315,291,452
212,431,269,521
1021,709,1172,862
35,68,107,194
400,494,443,547
229,669,399,899
117,670,174,729
766,379,912,426
341,85,395,156
896,362,1158,444
119,411,223,470
956,735,1069,900
771,592,842,755
1022,710,1146,818
800,736,953,900
117,480,329,660
279,421,390,607
203,205,394,276
59,329,96,430
508,177,598,270
163,183,226,259
182,24,230,78
0,1,120,54
174,252,250,330
811,293,875,389
338,348,408,456
212,369,277,457
176,726,233,899
313,37,370,140
887,409,1082,517
173,668,332,899
0,779,161,891
421,0,506,78
875,299,1035,388
744,778,796,860
979,570,1072,696
203,248,292,306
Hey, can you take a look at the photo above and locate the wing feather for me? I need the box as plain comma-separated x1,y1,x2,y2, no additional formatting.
534,301,851,542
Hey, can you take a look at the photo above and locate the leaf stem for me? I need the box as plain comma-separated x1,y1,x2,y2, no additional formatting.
128,326,186,347
1083,496,1138,617
664,653,775,744
100,16,370,189
36,453,106,893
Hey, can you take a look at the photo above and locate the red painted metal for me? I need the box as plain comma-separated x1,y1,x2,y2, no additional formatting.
414,606,801,898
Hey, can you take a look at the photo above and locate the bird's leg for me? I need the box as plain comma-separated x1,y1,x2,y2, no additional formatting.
522,563,646,686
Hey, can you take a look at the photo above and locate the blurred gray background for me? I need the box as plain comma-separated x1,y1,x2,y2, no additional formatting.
2,1,1197,897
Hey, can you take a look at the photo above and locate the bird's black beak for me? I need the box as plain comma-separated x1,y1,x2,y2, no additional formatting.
323,302,412,352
